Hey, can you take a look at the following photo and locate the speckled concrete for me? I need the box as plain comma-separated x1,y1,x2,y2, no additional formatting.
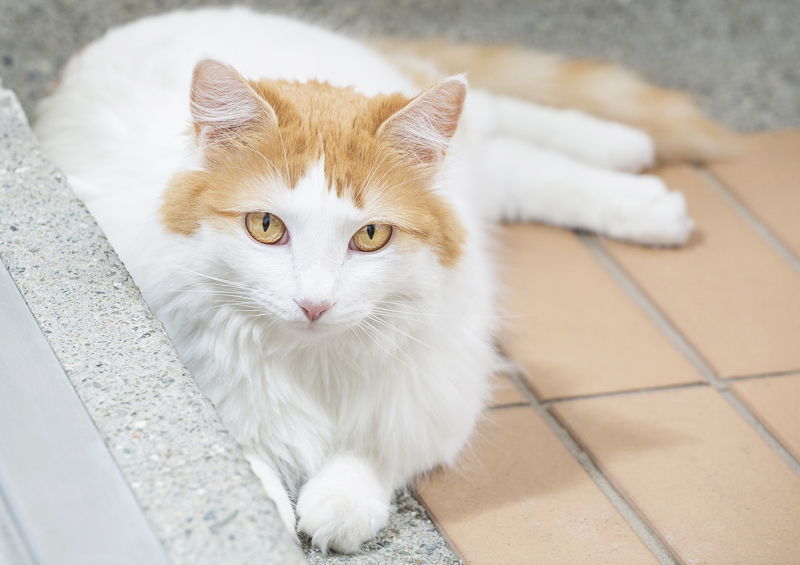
0,84,305,565
1,0,799,131
305,491,461,565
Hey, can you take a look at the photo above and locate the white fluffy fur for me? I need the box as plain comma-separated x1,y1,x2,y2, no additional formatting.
34,6,693,553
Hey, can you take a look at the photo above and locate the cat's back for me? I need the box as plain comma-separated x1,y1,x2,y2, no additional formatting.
34,7,416,203
55,7,414,96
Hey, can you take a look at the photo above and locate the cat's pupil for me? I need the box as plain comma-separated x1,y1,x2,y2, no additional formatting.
262,213,271,232
366,224,375,239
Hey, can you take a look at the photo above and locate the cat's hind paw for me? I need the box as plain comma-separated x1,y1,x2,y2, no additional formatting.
562,117,656,173
583,124,656,173
296,457,390,554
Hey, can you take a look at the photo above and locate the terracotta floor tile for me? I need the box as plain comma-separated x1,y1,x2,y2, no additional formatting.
605,165,800,377
732,374,800,461
416,407,657,564
709,130,800,258
488,373,526,407
553,387,800,564
498,224,699,399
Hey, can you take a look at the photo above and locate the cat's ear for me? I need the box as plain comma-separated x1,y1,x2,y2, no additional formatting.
190,59,277,150
377,75,467,165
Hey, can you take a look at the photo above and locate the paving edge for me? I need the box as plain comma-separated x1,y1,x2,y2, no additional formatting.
0,83,305,564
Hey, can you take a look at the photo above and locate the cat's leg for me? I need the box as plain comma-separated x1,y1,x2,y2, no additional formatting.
475,136,693,245
244,452,298,539
466,89,655,173
296,454,392,554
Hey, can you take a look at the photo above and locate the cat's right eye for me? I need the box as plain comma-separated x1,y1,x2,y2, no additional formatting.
245,212,288,245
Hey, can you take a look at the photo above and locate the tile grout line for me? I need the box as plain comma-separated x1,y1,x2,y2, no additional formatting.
724,369,800,382
495,370,800,409
580,234,800,476
579,234,720,382
694,165,800,276
408,487,467,565
487,400,534,410
503,364,682,565
540,381,708,405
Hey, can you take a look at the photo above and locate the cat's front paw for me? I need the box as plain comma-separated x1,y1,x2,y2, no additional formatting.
296,457,390,554
607,187,694,246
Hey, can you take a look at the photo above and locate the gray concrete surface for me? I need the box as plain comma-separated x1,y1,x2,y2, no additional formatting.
1,0,799,131
0,84,304,565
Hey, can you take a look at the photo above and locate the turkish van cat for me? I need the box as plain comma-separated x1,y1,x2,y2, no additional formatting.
34,6,735,554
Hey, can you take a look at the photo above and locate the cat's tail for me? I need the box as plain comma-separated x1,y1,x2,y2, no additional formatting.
373,38,740,164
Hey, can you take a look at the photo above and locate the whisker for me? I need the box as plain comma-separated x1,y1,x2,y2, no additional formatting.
357,318,411,367
368,314,432,352
178,267,255,290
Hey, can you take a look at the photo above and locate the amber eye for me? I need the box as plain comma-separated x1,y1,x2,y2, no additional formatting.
245,212,288,244
350,223,393,252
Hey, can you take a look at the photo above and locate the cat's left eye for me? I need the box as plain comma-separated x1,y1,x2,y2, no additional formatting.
350,223,393,252
245,212,288,244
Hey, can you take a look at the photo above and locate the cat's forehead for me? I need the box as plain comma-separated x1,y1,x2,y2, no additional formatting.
249,79,412,202
260,158,365,222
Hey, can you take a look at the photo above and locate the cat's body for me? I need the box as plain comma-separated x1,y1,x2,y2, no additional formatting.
34,7,731,553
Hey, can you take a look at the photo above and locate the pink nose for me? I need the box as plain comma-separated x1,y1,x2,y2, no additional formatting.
295,300,332,322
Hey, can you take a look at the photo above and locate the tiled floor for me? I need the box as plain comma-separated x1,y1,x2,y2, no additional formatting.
415,131,800,564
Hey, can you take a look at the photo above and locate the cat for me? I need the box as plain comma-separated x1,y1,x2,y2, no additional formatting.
33,6,735,554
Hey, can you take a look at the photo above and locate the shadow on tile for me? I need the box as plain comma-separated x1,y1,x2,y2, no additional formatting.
417,404,691,522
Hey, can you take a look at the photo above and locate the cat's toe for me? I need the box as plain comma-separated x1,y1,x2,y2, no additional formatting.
296,466,389,554
608,190,694,246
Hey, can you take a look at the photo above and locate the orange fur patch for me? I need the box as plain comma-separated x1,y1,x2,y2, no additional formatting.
373,38,740,163
162,78,465,267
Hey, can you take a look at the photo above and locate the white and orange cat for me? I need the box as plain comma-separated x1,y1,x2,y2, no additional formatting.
34,6,735,554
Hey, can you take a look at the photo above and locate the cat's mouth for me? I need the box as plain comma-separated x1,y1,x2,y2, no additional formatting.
282,309,379,339
284,316,344,336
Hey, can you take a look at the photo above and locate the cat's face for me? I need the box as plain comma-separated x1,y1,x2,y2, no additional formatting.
162,60,466,335
188,161,438,334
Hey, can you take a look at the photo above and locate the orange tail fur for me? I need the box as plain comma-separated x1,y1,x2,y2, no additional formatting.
374,38,741,164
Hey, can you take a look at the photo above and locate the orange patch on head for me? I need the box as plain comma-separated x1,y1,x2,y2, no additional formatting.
162,59,466,266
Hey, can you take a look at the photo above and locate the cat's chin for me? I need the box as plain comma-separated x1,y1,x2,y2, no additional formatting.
283,318,347,338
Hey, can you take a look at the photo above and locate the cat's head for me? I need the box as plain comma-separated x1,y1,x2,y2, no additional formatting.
162,59,467,337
